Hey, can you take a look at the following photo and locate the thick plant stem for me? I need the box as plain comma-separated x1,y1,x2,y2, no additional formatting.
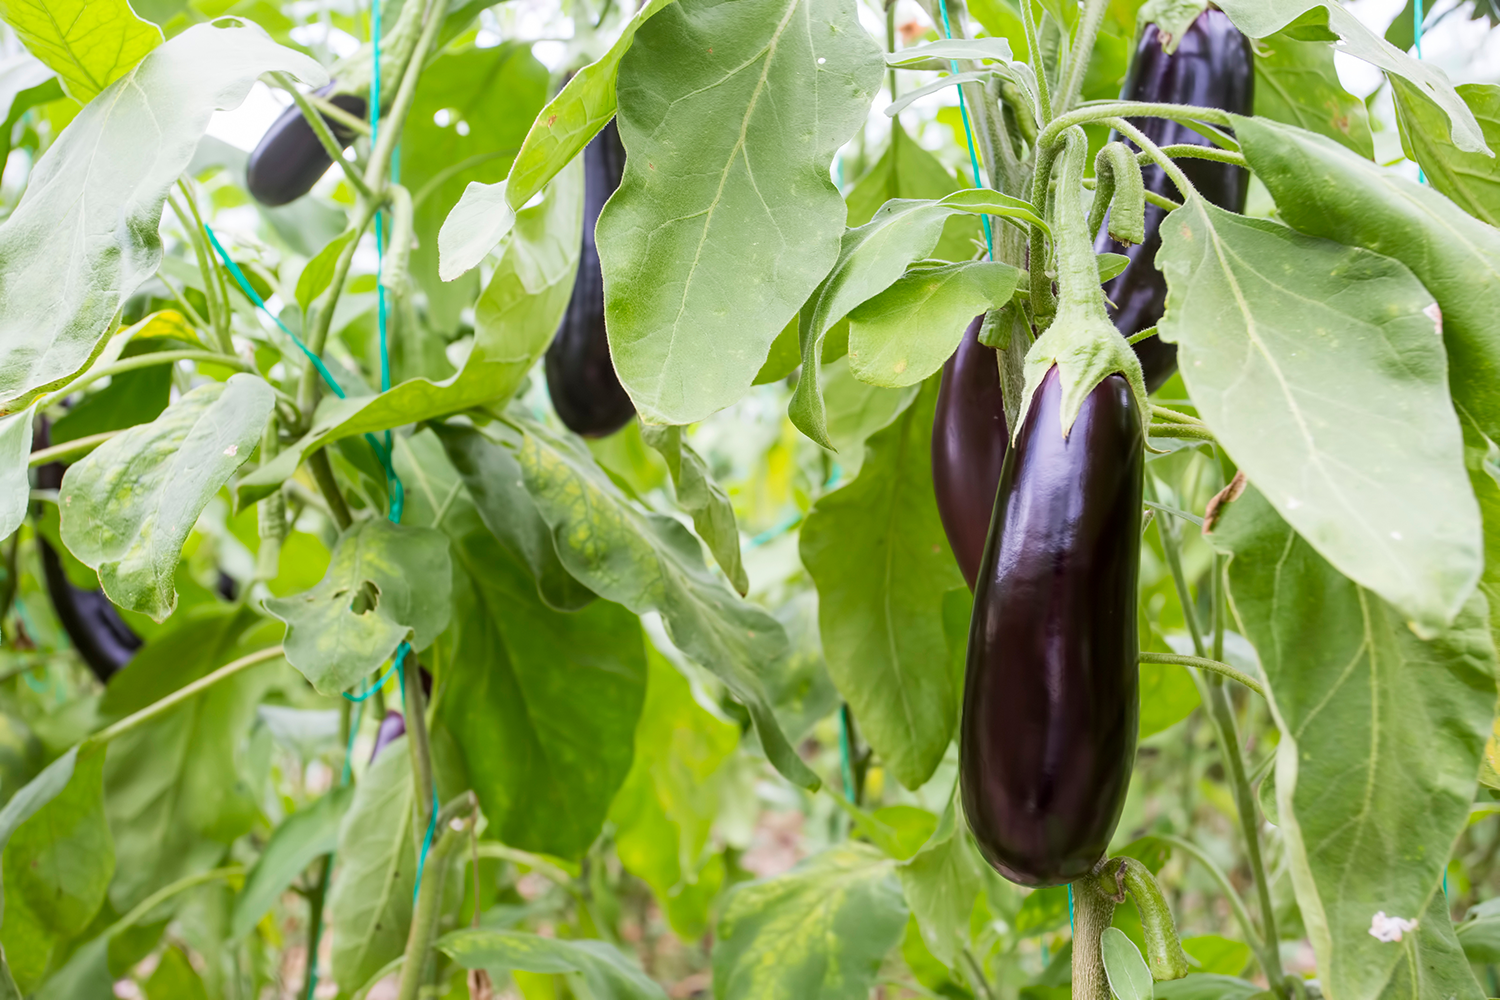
300,855,330,1000
1019,0,1052,124
1056,0,1109,115
363,0,451,196
403,653,437,831
1036,101,1233,150
176,181,235,353
307,448,354,531
1072,873,1116,1000
394,819,468,1000
297,204,375,415
167,192,228,352
1138,651,1262,697
91,647,284,744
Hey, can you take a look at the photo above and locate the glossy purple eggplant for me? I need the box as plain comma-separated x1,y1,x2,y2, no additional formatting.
246,83,367,207
545,120,635,438
960,366,1144,886
31,424,141,683
933,315,1008,590
370,710,406,762
1097,10,1254,391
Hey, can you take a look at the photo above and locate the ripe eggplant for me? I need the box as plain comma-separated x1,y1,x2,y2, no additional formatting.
961,365,1144,886
31,427,141,683
545,120,635,438
932,315,1008,590
246,83,367,208
1096,10,1254,391
370,710,406,761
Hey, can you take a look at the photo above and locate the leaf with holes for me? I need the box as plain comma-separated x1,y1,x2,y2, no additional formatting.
264,518,452,695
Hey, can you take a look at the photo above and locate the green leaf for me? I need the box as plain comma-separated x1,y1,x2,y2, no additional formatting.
230,784,353,939
143,945,207,1000
1155,195,1480,632
640,424,749,596
800,379,964,789
1253,31,1374,158
328,734,415,991
0,404,34,541
885,37,1014,67
822,358,920,480
609,645,739,939
58,374,274,622
1236,116,1500,478
1215,0,1489,153
49,357,171,445
404,42,548,331
847,261,1020,388
1208,484,1494,1000
846,124,978,263
1393,80,1500,227
1153,975,1263,1000
295,230,356,315
1137,661,1200,739
898,796,981,966
494,418,818,790
1457,898,1500,964
0,22,323,408
596,0,884,425
240,156,583,508
0,0,161,102
438,928,667,1000
1180,935,1250,977
713,843,907,1000
1014,885,1070,937
1102,927,1154,999
100,608,283,910
504,0,675,212
442,531,645,860
263,518,452,696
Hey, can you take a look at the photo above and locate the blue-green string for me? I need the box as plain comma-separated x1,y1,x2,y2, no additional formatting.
936,0,994,260
1068,882,1075,935
1415,0,1426,184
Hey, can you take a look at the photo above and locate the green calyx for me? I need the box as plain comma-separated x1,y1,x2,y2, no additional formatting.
1018,127,1150,441
1096,857,1192,982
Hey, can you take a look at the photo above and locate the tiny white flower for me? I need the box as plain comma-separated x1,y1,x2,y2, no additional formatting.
1369,911,1418,943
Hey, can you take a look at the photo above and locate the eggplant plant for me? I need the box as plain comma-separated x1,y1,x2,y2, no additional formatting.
0,0,1498,998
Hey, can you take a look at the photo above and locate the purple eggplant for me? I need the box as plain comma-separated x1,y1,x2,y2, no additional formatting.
545,120,635,438
960,366,1144,886
1096,10,1254,391
246,83,367,208
370,710,406,762
932,315,1008,590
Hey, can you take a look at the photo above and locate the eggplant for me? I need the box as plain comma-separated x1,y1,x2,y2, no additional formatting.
370,710,406,761
960,365,1144,886
545,120,635,438
31,426,141,683
932,315,1008,590
246,83,367,207
1096,10,1254,391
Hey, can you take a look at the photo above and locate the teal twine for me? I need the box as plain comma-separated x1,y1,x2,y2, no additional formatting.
1068,882,1075,934
342,649,404,702
936,0,994,260
1415,0,1426,184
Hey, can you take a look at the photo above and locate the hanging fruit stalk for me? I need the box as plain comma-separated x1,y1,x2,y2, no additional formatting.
545,120,636,438
932,314,1009,590
1096,8,1254,390
961,128,1146,887
247,84,368,207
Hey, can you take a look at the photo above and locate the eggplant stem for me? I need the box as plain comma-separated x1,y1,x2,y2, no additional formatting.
1101,118,1198,204
269,71,375,203
1056,0,1110,116
1070,874,1116,1000
91,646,285,745
1037,101,1234,152
1138,651,1263,697
1154,835,1267,955
1019,0,1052,124
1142,144,1248,169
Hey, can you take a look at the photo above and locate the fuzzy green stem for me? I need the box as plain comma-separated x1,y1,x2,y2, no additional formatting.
1149,422,1217,442
1096,858,1191,980
1155,834,1265,957
297,205,375,414
308,448,354,531
176,181,235,353
1020,0,1052,124
1036,101,1233,152
167,192,229,352
1100,117,1197,198
28,430,122,467
269,71,375,203
404,653,437,831
1138,652,1263,697
43,350,252,407
363,0,451,197
154,269,209,330
1072,871,1116,1000
1056,0,1109,115
92,647,284,745
1142,144,1247,168
394,808,471,1000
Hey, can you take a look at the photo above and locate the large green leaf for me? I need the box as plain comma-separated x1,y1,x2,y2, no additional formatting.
0,743,109,993
640,424,748,596
264,518,452,696
0,0,161,102
898,796,982,967
1235,114,1500,518
229,784,353,939
800,379,964,789
504,0,676,211
443,527,646,860
58,374,274,622
1214,0,1488,153
609,645,739,939
438,928,667,1000
239,156,583,508
0,405,34,542
328,734,415,991
424,426,592,611
1393,81,1500,228
1208,485,1493,1000
1253,31,1373,158
1155,196,1480,632
0,22,323,407
100,608,283,911
596,0,884,425
844,123,978,262
847,260,1020,388
485,418,818,790
712,843,907,1000
403,42,547,331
